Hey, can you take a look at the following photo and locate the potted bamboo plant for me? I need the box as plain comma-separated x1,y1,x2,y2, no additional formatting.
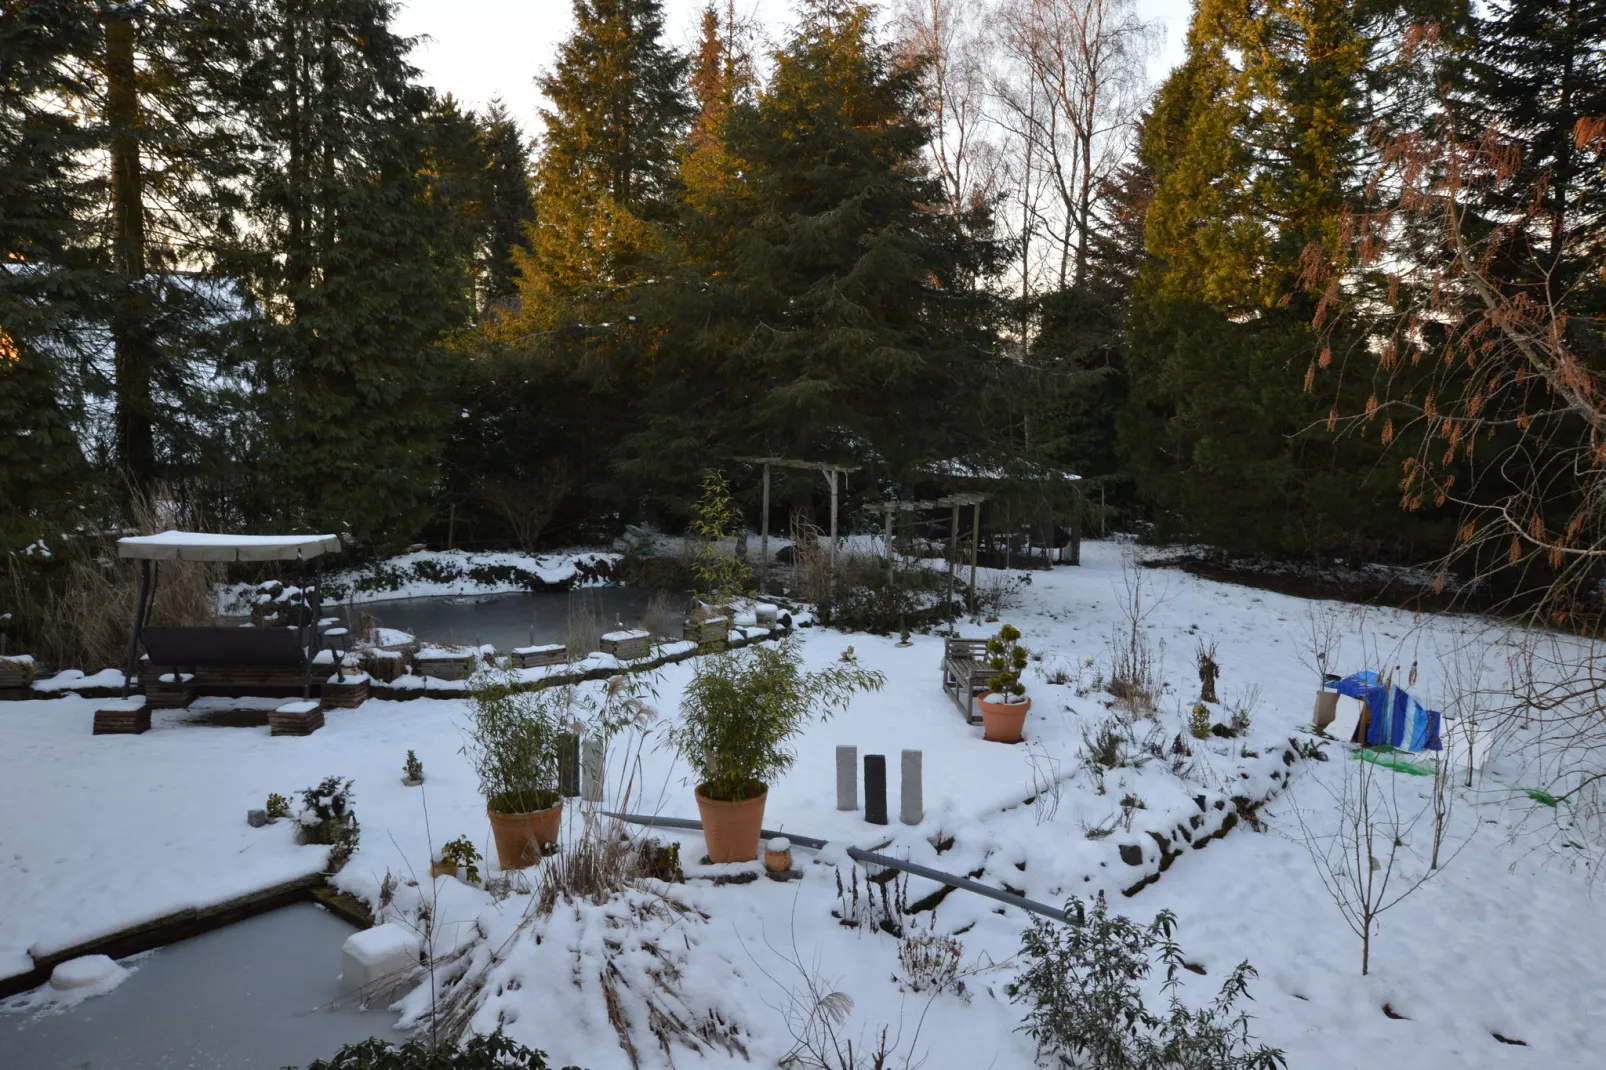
672,638,883,863
465,673,564,870
978,624,1030,743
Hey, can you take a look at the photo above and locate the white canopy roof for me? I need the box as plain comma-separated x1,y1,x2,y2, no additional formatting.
116,531,343,562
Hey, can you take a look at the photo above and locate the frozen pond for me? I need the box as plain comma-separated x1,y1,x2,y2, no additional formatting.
0,904,402,1070
335,586,682,651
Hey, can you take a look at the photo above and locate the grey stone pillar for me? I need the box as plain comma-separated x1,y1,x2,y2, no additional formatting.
582,735,605,803
836,745,858,811
900,749,923,825
864,754,888,825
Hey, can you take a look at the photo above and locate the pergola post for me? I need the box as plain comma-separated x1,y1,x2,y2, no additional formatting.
827,468,839,606
947,505,959,623
968,500,981,616
760,463,771,593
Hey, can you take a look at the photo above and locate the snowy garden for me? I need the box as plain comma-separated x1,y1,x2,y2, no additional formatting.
4,537,1605,1069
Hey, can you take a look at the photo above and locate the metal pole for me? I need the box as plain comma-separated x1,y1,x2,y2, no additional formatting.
121,559,152,699
969,501,981,615
760,463,771,593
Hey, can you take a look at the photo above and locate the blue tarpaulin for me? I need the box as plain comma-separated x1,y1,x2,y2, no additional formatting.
1327,670,1442,751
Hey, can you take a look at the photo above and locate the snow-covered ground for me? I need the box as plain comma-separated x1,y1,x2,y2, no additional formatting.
3,540,1602,1068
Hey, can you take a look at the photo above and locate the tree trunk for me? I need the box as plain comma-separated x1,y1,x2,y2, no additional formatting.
107,12,156,495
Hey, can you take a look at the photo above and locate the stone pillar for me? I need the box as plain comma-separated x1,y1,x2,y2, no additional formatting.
558,733,580,798
864,754,887,825
900,749,923,825
582,735,605,803
836,745,858,811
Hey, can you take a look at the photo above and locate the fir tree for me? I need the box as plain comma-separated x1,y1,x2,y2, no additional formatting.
618,0,999,504
476,99,535,311
1468,0,1606,314
0,1,96,540
218,0,477,546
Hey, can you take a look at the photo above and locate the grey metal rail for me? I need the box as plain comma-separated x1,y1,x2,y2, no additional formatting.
602,811,1069,922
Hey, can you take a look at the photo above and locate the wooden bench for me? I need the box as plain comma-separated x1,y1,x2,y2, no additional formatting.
140,625,318,702
941,637,992,724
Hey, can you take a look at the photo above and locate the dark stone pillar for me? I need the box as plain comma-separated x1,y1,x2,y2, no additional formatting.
864,754,887,825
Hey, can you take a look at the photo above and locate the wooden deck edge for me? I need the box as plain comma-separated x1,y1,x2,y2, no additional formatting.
0,871,359,1001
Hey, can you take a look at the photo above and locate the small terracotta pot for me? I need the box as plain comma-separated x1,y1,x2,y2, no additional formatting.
978,694,1031,743
695,784,768,863
487,798,563,870
429,859,457,880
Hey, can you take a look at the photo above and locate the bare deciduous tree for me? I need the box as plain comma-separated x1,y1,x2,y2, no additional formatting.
995,0,1159,292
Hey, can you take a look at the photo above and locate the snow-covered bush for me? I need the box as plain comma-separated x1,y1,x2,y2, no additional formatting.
295,775,359,871
301,1032,559,1069
896,917,968,1000
1009,894,1286,1070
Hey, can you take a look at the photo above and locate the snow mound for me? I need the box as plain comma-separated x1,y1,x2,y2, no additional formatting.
50,954,127,991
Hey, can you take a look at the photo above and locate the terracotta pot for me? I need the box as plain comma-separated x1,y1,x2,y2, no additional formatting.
978,694,1031,743
695,784,768,863
487,798,563,870
429,859,457,880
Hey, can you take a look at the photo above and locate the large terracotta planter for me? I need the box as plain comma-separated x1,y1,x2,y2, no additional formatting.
695,784,768,863
487,798,563,870
978,694,1031,743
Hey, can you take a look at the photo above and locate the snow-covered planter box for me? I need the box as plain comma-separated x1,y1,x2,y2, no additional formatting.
321,672,370,710
146,672,196,709
361,648,404,682
269,699,323,736
0,654,37,690
413,647,480,681
511,643,567,669
600,629,651,660
684,616,728,647
92,697,150,736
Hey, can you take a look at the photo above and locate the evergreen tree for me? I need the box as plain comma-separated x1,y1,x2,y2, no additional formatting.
1468,0,1606,317
1118,0,1459,560
219,0,477,546
0,0,95,541
618,0,999,508
518,0,691,321
476,99,535,311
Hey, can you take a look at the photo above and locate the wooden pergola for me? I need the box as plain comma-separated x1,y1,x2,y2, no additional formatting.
733,456,862,596
865,493,990,616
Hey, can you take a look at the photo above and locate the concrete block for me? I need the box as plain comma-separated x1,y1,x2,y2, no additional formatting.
341,923,421,997
900,749,923,825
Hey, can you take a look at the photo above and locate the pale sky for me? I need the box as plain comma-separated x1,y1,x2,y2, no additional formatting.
392,0,1193,134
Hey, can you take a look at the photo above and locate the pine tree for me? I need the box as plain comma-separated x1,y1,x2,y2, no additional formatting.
476,99,535,311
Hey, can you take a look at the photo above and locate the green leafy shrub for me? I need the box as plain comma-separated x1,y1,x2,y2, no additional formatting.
671,637,884,801
465,672,563,814
986,624,1029,701
439,836,482,883
265,792,291,820
403,750,424,782
1189,703,1212,740
688,469,749,602
1010,894,1286,1070
296,776,354,844
300,1032,571,1069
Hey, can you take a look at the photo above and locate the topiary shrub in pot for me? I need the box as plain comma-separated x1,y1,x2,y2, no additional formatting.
672,637,884,862
465,671,564,870
978,624,1031,743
